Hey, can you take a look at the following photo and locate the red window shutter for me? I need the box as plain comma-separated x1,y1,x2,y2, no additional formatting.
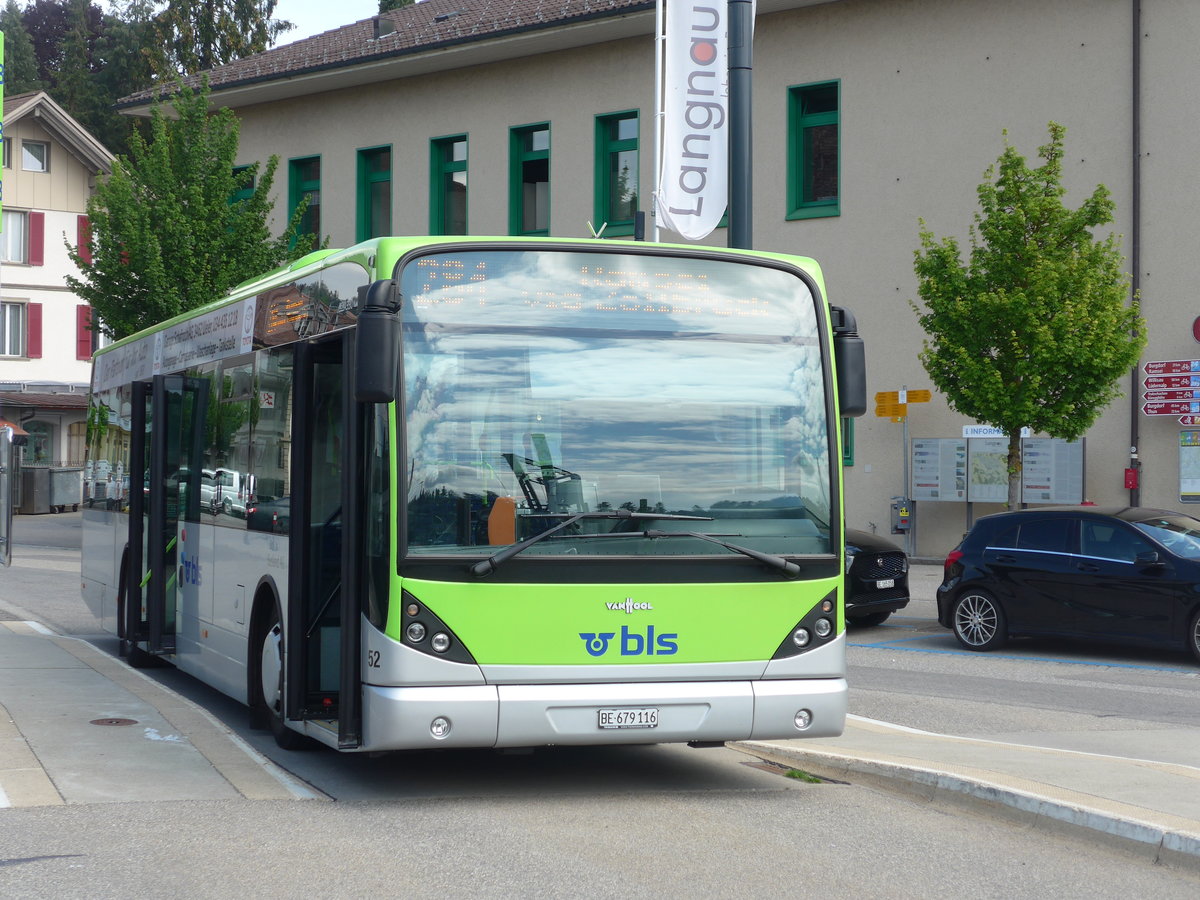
29,211,45,266
77,215,92,264
27,303,43,358
77,305,93,360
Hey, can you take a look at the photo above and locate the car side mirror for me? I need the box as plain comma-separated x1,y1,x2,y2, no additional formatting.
1135,550,1162,568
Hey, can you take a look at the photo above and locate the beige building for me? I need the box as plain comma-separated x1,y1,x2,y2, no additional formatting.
119,0,1199,557
1,91,114,504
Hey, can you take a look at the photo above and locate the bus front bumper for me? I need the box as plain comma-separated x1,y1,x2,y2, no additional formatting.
360,677,847,751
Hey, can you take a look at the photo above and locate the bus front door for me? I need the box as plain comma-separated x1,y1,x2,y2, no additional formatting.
286,334,363,748
127,375,208,658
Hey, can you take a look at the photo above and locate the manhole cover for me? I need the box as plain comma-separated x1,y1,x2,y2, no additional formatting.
89,718,138,727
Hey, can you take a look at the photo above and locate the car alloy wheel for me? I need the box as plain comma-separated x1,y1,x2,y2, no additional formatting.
1189,609,1200,665
953,590,1007,651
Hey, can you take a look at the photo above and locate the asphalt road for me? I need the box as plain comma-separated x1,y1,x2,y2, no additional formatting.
3,513,1199,896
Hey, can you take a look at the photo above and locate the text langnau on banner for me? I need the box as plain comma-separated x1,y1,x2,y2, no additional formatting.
657,2,729,240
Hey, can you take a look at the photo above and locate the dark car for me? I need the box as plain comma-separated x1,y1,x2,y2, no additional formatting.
845,529,910,626
938,506,1200,663
246,496,290,534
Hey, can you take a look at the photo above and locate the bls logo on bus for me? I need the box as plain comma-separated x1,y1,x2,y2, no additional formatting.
180,551,203,586
579,625,678,657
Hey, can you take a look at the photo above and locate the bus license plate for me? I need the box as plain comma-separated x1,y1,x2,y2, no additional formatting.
597,707,659,729
876,578,895,589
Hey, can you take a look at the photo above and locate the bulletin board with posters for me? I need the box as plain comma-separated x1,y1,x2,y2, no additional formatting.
911,436,1083,504
1179,431,1200,502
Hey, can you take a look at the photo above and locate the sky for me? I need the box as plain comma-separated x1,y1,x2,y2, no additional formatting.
272,0,386,44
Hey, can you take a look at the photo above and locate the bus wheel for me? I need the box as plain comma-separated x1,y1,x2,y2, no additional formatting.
254,601,310,750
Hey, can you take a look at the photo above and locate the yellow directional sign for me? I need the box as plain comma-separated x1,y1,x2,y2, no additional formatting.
875,389,931,416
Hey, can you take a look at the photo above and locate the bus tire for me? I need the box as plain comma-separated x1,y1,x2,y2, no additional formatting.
252,598,310,750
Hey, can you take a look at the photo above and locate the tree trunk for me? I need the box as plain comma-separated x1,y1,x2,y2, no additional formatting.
1006,431,1022,510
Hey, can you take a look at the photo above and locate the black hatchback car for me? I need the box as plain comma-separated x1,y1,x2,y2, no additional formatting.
938,506,1200,663
845,529,910,626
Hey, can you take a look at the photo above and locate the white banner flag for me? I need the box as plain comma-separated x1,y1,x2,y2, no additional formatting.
656,2,728,241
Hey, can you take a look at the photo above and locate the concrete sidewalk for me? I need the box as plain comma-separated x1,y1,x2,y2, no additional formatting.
0,618,323,807
739,714,1200,872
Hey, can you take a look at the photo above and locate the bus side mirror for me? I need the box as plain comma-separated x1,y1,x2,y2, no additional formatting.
0,426,15,566
355,279,401,403
831,306,867,418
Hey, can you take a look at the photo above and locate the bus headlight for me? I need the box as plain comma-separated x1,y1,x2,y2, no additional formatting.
430,716,451,739
406,622,427,642
794,709,813,730
431,633,451,653
772,590,839,660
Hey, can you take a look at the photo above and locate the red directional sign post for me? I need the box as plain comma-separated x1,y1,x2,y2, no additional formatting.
1141,361,1200,415
1143,389,1200,402
1143,359,1200,376
1142,400,1200,416
1143,374,1200,390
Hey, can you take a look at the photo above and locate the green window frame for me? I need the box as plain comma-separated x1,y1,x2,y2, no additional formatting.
430,135,468,235
787,81,840,220
593,112,639,237
357,145,392,242
841,416,855,466
231,165,255,205
288,155,321,250
509,124,550,236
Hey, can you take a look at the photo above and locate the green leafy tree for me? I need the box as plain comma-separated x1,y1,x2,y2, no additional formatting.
147,0,291,77
91,1,158,156
67,78,313,339
54,1,108,134
1,1,45,94
913,122,1144,508
379,0,414,11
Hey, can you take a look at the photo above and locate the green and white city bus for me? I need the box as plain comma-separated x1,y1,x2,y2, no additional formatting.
81,236,867,752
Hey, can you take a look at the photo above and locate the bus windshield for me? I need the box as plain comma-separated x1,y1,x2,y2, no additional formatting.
400,248,833,559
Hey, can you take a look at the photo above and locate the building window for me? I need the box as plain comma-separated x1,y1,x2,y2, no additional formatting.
357,146,392,241
430,136,468,235
22,140,50,173
231,166,255,204
3,138,10,168
23,420,53,465
594,112,639,237
510,124,550,236
787,81,839,220
0,303,26,357
1,211,28,263
289,156,321,250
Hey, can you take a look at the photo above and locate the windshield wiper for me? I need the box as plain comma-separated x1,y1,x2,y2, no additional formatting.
468,510,713,577
628,529,802,579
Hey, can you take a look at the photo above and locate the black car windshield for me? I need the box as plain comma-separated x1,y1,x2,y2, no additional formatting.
399,248,834,560
1132,514,1200,559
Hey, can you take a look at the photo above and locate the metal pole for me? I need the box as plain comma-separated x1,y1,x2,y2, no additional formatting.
727,0,753,249
653,0,664,242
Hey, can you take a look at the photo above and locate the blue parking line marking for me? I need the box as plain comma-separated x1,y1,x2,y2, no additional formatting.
848,638,1192,673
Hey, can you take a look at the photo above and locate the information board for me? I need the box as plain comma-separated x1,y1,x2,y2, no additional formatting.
1021,439,1084,504
911,436,1084,504
1180,431,1200,503
966,438,1009,503
911,438,966,502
